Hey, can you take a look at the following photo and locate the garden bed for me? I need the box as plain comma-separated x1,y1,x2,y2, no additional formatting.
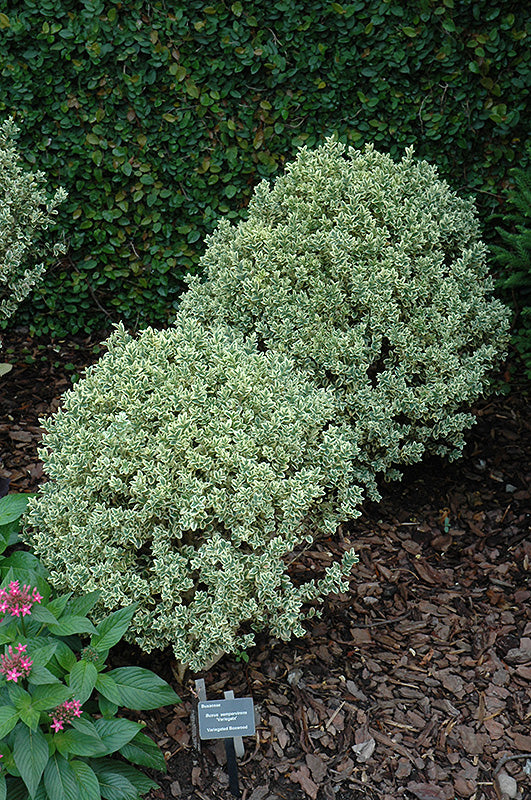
1,327,530,800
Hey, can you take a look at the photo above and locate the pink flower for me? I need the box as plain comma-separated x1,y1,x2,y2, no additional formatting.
0,582,42,621
0,645,32,682
49,699,83,732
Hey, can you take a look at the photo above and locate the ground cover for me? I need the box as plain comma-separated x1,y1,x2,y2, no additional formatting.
0,328,529,800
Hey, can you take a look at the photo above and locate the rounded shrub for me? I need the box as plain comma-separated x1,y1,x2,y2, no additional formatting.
180,139,511,480
24,319,360,671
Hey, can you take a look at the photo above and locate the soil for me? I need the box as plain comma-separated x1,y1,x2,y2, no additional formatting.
1,326,530,800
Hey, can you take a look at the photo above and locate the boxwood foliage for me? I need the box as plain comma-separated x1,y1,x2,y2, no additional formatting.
0,0,528,335
0,118,66,325
181,140,511,479
24,319,361,671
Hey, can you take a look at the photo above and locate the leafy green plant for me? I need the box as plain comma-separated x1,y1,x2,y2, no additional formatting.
0,118,66,327
0,495,180,800
181,139,511,482
24,319,360,672
0,1,528,335
491,156,531,379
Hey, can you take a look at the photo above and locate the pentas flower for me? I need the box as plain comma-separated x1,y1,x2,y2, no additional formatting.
0,644,33,682
0,581,42,619
49,699,83,733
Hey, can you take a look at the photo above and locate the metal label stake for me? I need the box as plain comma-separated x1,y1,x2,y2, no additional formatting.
195,680,255,798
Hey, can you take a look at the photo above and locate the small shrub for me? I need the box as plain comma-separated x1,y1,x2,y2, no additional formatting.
0,119,66,326
24,320,360,672
180,139,511,479
491,157,531,379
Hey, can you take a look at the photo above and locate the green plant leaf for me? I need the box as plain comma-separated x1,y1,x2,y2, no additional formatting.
27,664,62,685
105,668,180,710
47,616,97,637
66,592,100,618
98,695,119,718
13,723,49,798
30,683,72,711
90,759,156,800
11,687,40,731
47,593,73,619
54,641,77,673
27,642,58,668
44,753,80,800
0,494,34,526
95,673,122,706
0,705,19,737
92,718,143,754
68,660,98,704
89,605,136,652
53,728,107,759
70,760,101,800
119,731,166,771
0,772,6,800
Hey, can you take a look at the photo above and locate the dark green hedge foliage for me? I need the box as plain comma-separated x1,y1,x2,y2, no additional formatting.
0,0,529,335
491,156,531,379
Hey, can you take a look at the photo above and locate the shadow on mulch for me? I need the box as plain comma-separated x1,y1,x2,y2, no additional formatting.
1,326,530,800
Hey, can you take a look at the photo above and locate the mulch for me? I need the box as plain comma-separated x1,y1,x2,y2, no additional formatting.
1,326,530,800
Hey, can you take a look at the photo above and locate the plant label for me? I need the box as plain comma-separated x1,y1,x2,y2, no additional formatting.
198,697,255,740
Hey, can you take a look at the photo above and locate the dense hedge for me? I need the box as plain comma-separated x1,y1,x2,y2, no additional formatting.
0,0,528,335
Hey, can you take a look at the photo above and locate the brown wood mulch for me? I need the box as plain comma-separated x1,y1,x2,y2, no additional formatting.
1,326,530,800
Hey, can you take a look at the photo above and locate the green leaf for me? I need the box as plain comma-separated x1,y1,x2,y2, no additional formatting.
27,664,62,685
30,683,72,711
70,761,101,800
30,605,60,625
0,773,6,800
0,705,19,738
54,642,77,673
53,728,107,758
95,673,122,706
66,592,100,618
402,26,417,37
93,718,143,754
119,731,166,771
90,605,136,652
13,724,49,798
48,616,97,637
105,668,180,710
68,660,97,704
44,753,80,800
98,695,119,719
12,688,40,731
90,759,155,800
0,494,34,526
27,642,58,669
47,593,73,619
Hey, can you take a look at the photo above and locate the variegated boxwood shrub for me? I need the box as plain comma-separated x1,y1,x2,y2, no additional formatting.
24,319,361,671
0,118,66,326
0,0,528,335
180,140,511,479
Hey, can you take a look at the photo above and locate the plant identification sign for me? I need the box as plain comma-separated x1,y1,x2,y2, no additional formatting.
198,697,255,740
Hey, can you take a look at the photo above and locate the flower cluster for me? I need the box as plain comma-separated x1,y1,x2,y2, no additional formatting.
49,699,83,732
0,580,42,619
0,644,33,682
